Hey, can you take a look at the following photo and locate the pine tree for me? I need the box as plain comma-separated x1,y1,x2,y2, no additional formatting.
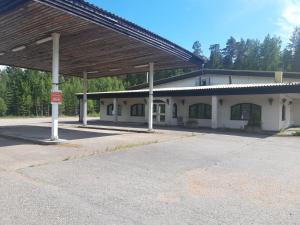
222,37,237,69
260,34,281,71
192,41,203,57
208,44,223,69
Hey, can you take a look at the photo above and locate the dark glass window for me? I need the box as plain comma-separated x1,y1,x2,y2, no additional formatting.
131,104,145,117
282,105,286,121
231,103,261,121
107,104,121,116
189,103,212,119
172,103,178,118
107,104,113,116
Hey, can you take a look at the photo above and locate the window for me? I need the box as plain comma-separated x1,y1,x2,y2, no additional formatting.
231,103,261,121
131,104,145,117
189,103,212,119
172,103,178,118
107,104,122,116
107,104,113,116
282,105,286,121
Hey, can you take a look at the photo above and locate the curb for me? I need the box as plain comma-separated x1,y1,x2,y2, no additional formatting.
77,125,151,133
0,133,66,145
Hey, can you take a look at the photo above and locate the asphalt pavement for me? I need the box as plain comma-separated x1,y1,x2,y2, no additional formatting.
0,132,299,225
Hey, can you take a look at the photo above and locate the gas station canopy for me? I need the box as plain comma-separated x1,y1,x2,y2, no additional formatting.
0,0,205,78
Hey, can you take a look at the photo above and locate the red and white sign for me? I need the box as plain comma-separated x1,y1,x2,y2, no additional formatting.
51,91,62,104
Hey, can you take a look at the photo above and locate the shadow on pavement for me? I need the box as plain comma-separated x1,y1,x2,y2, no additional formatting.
62,119,274,139
0,125,119,147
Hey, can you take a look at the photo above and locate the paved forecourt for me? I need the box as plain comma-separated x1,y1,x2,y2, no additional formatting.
0,128,299,225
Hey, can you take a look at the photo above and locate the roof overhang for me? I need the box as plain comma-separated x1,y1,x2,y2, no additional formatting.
0,0,204,78
76,83,300,99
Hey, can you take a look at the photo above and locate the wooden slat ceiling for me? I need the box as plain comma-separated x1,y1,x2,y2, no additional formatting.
0,0,203,78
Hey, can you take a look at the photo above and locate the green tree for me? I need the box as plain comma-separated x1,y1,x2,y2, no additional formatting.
281,48,293,72
260,34,281,71
0,97,7,116
207,44,223,69
222,37,237,68
289,27,300,71
192,41,203,57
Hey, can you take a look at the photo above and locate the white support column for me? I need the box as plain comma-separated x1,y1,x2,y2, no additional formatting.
211,96,218,129
148,62,154,132
79,98,83,122
113,98,118,122
83,71,88,126
51,33,60,141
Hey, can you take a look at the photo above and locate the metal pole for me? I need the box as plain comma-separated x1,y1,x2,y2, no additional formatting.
51,33,60,141
83,71,88,126
148,62,154,131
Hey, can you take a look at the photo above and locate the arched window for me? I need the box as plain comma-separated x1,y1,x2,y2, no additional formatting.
107,104,113,116
130,104,145,117
107,104,122,116
172,103,178,118
282,105,286,121
231,103,261,121
189,103,212,119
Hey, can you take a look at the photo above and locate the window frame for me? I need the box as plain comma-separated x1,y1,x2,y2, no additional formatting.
230,103,261,121
107,104,114,116
172,103,178,118
130,104,145,117
106,104,122,116
282,104,286,121
189,103,212,119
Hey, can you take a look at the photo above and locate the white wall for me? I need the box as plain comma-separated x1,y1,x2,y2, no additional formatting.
100,98,147,123
217,94,282,131
154,74,300,89
278,94,293,129
292,99,300,126
172,96,212,128
155,77,197,88
98,94,297,131
172,94,285,131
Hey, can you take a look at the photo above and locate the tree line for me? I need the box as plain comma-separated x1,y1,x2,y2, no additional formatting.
0,27,299,117
193,27,300,72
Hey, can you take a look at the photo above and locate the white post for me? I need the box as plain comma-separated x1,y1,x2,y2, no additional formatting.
148,63,154,131
79,98,83,122
113,98,118,122
211,96,218,129
51,33,60,141
83,71,88,126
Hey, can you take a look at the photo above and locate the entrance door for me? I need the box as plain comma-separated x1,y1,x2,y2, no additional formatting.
153,103,166,124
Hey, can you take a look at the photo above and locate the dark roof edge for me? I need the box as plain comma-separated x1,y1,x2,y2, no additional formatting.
129,69,300,90
77,83,300,100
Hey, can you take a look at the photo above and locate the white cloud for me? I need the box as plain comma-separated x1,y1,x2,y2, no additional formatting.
277,0,300,42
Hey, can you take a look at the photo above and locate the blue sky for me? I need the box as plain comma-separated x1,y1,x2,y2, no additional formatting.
89,0,300,56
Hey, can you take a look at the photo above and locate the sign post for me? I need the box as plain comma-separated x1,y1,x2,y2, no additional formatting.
51,91,62,105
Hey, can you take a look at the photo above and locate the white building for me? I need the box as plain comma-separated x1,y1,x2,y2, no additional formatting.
78,69,300,131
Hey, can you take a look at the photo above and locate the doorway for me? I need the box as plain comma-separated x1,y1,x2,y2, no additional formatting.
153,103,166,124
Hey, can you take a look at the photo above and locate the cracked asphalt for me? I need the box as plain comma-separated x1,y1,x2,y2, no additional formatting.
0,131,300,225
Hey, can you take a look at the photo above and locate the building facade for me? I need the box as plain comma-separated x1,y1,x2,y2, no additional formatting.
78,69,300,131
